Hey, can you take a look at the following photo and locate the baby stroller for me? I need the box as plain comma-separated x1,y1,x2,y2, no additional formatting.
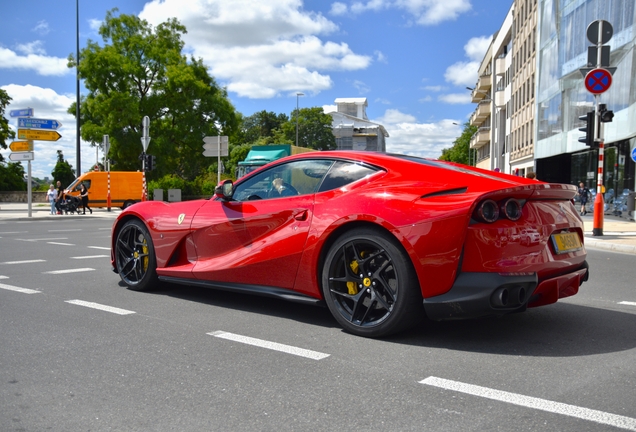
57,195,82,215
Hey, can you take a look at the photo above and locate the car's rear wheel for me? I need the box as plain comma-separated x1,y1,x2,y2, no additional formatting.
115,219,158,291
321,227,423,338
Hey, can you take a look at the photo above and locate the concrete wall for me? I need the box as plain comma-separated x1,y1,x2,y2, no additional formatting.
0,191,48,203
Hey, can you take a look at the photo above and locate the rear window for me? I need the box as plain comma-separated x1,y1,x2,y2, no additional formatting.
318,161,378,192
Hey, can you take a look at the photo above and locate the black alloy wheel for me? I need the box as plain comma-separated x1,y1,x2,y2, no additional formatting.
321,227,423,338
115,219,158,291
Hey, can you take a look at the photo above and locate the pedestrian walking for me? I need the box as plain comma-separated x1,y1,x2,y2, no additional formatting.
577,182,590,216
46,184,57,215
79,183,92,215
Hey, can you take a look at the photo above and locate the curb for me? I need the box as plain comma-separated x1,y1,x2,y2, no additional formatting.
584,238,636,255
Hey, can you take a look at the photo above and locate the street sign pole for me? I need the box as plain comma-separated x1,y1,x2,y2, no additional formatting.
590,20,612,237
104,135,111,211
218,135,221,184
27,160,32,218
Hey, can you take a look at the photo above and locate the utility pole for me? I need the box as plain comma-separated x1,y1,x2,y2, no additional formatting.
296,92,304,147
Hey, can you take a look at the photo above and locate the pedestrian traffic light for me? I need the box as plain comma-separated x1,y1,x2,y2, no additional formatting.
599,103,614,123
578,111,596,148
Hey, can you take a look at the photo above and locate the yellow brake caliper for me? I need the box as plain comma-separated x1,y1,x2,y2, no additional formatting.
141,239,149,271
346,251,366,295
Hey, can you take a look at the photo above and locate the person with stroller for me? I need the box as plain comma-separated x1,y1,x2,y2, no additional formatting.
79,183,92,214
54,180,65,215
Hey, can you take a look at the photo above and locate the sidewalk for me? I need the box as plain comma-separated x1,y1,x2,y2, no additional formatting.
2,202,635,254
0,202,121,220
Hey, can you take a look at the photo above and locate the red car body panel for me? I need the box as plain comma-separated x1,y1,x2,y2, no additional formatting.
111,151,588,320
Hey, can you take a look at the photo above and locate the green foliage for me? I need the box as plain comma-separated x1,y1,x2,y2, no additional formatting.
0,88,24,191
281,107,336,150
439,122,477,165
69,9,239,182
226,143,253,178
0,163,26,191
239,110,289,144
51,150,76,187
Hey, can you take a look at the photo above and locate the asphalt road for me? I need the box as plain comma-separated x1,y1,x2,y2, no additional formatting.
1,217,635,432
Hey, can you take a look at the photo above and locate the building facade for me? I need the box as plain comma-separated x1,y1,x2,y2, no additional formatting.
328,98,388,152
469,0,635,211
535,0,635,199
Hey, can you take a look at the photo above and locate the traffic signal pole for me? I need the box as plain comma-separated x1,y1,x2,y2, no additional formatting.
593,96,604,236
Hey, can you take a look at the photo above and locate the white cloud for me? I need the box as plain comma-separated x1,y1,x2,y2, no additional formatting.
330,2,349,15
438,93,471,104
15,41,46,56
0,47,69,76
443,35,492,88
1,84,95,179
32,20,50,36
89,19,102,32
374,109,462,158
338,0,471,25
139,0,371,99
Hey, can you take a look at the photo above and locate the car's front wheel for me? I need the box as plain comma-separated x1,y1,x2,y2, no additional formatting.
321,227,423,338
115,219,158,291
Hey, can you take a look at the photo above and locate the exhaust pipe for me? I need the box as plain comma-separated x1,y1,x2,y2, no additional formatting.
492,288,509,307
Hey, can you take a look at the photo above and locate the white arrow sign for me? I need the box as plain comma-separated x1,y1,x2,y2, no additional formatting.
9,152,34,161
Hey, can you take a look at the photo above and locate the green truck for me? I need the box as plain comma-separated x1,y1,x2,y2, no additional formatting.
237,144,314,178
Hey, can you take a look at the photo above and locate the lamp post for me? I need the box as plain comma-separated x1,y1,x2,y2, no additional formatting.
296,92,304,147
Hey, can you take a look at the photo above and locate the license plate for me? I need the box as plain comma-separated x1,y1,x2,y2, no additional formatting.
551,232,582,254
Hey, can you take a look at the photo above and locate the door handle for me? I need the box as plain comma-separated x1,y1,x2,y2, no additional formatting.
294,210,308,221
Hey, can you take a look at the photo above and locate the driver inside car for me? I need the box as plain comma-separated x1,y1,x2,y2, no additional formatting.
271,177,296,197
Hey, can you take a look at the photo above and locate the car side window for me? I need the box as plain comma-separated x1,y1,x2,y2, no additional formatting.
317,161,378,192
232,160,333,202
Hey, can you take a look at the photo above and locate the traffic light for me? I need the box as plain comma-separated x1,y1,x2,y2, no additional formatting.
599,103,614,123
146,154,156,171
578,111,596,148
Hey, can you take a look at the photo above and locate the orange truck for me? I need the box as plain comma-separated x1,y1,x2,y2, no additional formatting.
64,171,144,209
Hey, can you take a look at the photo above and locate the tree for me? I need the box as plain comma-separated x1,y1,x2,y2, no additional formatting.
51,150,76,188
69,9,238,180
240,110,289,144
0,88,24,191
281,107,336,150
439,122,477,165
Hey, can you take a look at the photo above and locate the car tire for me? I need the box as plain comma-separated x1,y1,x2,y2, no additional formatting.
321,227,423,338
114,219,158,291
122,200,135,210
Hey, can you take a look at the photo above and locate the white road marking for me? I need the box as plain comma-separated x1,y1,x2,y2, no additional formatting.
0,231,27,234
208,331,330,361
420,376,636,431
1,259,46,265
0,276,8,279
47,242,75,246
88,246,111,250
71,255,109,260
44,268,95,275
0,283,40,294
619,301,636,307
48,229,82,232
65,300,135,315
15,237,68,242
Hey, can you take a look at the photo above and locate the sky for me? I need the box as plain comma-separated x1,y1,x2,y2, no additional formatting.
0,0,513,180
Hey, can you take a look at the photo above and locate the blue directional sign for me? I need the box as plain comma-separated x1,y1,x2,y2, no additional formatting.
18,118,63,130
9,108,34,118
631,147,636,163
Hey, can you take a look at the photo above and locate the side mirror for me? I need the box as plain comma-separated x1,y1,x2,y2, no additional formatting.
214,179,234,201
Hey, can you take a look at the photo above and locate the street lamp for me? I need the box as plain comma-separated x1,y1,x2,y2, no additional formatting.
296,92,304,147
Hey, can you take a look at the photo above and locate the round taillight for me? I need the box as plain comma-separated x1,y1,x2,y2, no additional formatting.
475,199,499,223
501,199,522,221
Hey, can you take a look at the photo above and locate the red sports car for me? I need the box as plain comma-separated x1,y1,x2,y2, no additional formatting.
111,151,588,338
